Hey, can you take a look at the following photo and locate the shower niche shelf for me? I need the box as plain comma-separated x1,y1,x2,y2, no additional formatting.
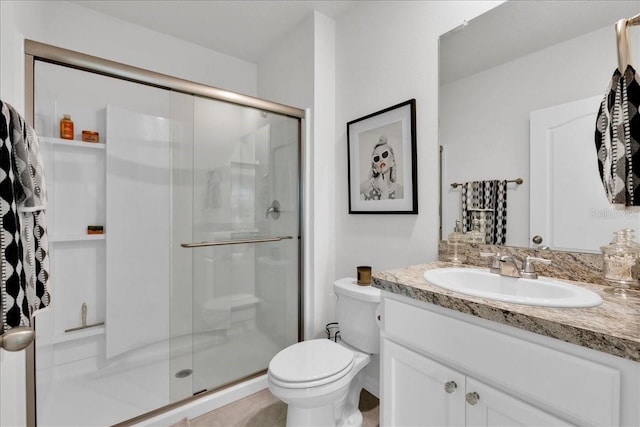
38,117,107,356
41,131,106,243
40,136,105,150
52,325,105,345
50,234,106,243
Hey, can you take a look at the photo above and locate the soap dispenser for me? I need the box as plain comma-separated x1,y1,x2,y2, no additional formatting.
466,219,485,245
447,220,467,264
601,229,640,293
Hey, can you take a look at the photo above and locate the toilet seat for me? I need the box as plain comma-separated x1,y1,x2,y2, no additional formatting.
268,339,354,388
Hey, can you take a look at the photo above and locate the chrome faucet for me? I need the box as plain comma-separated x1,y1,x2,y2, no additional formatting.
499,255,521,278
481,253,552,279
480,252,502,274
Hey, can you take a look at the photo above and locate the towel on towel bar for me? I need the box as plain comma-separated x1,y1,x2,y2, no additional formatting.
595,65,640,206
0,100,50,334
460,180,507,245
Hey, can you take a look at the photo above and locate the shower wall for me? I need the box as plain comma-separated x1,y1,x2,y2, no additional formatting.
34,61,176,368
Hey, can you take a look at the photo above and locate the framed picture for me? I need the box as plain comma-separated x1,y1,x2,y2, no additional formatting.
347,99,418,214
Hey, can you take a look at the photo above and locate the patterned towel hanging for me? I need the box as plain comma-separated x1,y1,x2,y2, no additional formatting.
595,65,640,206
461,180,507,245
0,100,50,334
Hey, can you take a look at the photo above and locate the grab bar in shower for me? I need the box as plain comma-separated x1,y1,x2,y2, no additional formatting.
180,235,294,248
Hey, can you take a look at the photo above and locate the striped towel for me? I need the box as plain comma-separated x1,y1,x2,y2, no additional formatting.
595,65,640,206
461,180,507,245
0,100,50,334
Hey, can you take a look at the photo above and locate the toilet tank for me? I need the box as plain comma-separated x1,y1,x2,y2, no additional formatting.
334,278,381,354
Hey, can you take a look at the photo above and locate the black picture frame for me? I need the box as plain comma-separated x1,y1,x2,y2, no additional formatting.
347,99,418,214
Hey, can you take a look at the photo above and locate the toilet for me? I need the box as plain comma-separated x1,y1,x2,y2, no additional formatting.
268,277,381,427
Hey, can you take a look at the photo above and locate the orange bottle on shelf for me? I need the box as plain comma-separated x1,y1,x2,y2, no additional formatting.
60,114,74,140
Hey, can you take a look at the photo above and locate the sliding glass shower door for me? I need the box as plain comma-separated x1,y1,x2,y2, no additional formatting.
175,96,300,396
31,46,302,426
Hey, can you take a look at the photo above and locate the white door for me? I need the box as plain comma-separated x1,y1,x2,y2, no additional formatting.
382,338,466,427
530,95,640,253
465,377,572,427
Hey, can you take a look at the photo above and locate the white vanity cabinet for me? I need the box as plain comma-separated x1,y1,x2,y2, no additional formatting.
380,292,640,427
383,338,570,426
382,337,465,426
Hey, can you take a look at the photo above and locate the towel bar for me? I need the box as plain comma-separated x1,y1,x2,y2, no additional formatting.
181,235,294,248
450,178,523,189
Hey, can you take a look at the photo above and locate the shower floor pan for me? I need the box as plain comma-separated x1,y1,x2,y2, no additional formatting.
36,328,281,427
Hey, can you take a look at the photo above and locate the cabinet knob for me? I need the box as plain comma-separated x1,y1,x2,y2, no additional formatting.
444,380,457,394
465,391,480,405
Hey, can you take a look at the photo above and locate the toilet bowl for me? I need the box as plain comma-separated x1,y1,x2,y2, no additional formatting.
268,278,381,427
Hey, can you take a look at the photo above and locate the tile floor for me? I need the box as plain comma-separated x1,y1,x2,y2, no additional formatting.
172,388,379,427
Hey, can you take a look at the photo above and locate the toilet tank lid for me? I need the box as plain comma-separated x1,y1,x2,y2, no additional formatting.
334,278,381,302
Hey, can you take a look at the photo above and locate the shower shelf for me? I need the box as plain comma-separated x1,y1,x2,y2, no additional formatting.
40,136,105,150
50,234,105,243
52,325,105,344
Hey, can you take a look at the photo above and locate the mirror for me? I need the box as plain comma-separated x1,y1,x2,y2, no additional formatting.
439,0,640,253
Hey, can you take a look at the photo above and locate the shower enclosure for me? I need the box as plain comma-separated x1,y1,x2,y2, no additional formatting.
27,41,302,426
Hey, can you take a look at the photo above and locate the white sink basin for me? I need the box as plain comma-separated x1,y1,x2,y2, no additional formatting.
423,268,602,308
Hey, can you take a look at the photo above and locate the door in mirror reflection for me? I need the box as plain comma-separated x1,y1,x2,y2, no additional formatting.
530,95,640,253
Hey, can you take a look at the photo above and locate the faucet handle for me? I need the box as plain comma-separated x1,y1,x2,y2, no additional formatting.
480,252,501,274
520,256,552,279
480,252,500,259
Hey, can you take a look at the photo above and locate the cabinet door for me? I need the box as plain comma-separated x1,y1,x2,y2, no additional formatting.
465,377,573,427
382,338,465,427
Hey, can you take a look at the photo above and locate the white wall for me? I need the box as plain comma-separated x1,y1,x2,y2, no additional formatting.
311,12,337,338
257,14,315,339
258,11,336,339
333,1,501,280
0,0,257,111
258,14,314,109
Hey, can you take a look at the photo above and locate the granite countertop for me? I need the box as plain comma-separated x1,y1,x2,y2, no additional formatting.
373,261,640,363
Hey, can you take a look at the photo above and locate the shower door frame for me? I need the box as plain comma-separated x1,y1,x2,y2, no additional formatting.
23,39,306,427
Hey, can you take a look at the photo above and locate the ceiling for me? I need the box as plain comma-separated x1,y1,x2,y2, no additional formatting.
440,0,640,85
70,0,354,63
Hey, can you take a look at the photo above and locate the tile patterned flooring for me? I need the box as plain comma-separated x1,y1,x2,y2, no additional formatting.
173,388,379,427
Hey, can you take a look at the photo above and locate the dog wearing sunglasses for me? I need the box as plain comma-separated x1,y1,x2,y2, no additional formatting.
360,136,404,200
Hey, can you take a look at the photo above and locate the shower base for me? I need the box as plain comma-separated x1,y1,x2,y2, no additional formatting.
36,328,281,427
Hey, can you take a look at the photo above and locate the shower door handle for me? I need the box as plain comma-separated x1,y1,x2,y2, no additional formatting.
181,235,293,248
0,326,35,352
